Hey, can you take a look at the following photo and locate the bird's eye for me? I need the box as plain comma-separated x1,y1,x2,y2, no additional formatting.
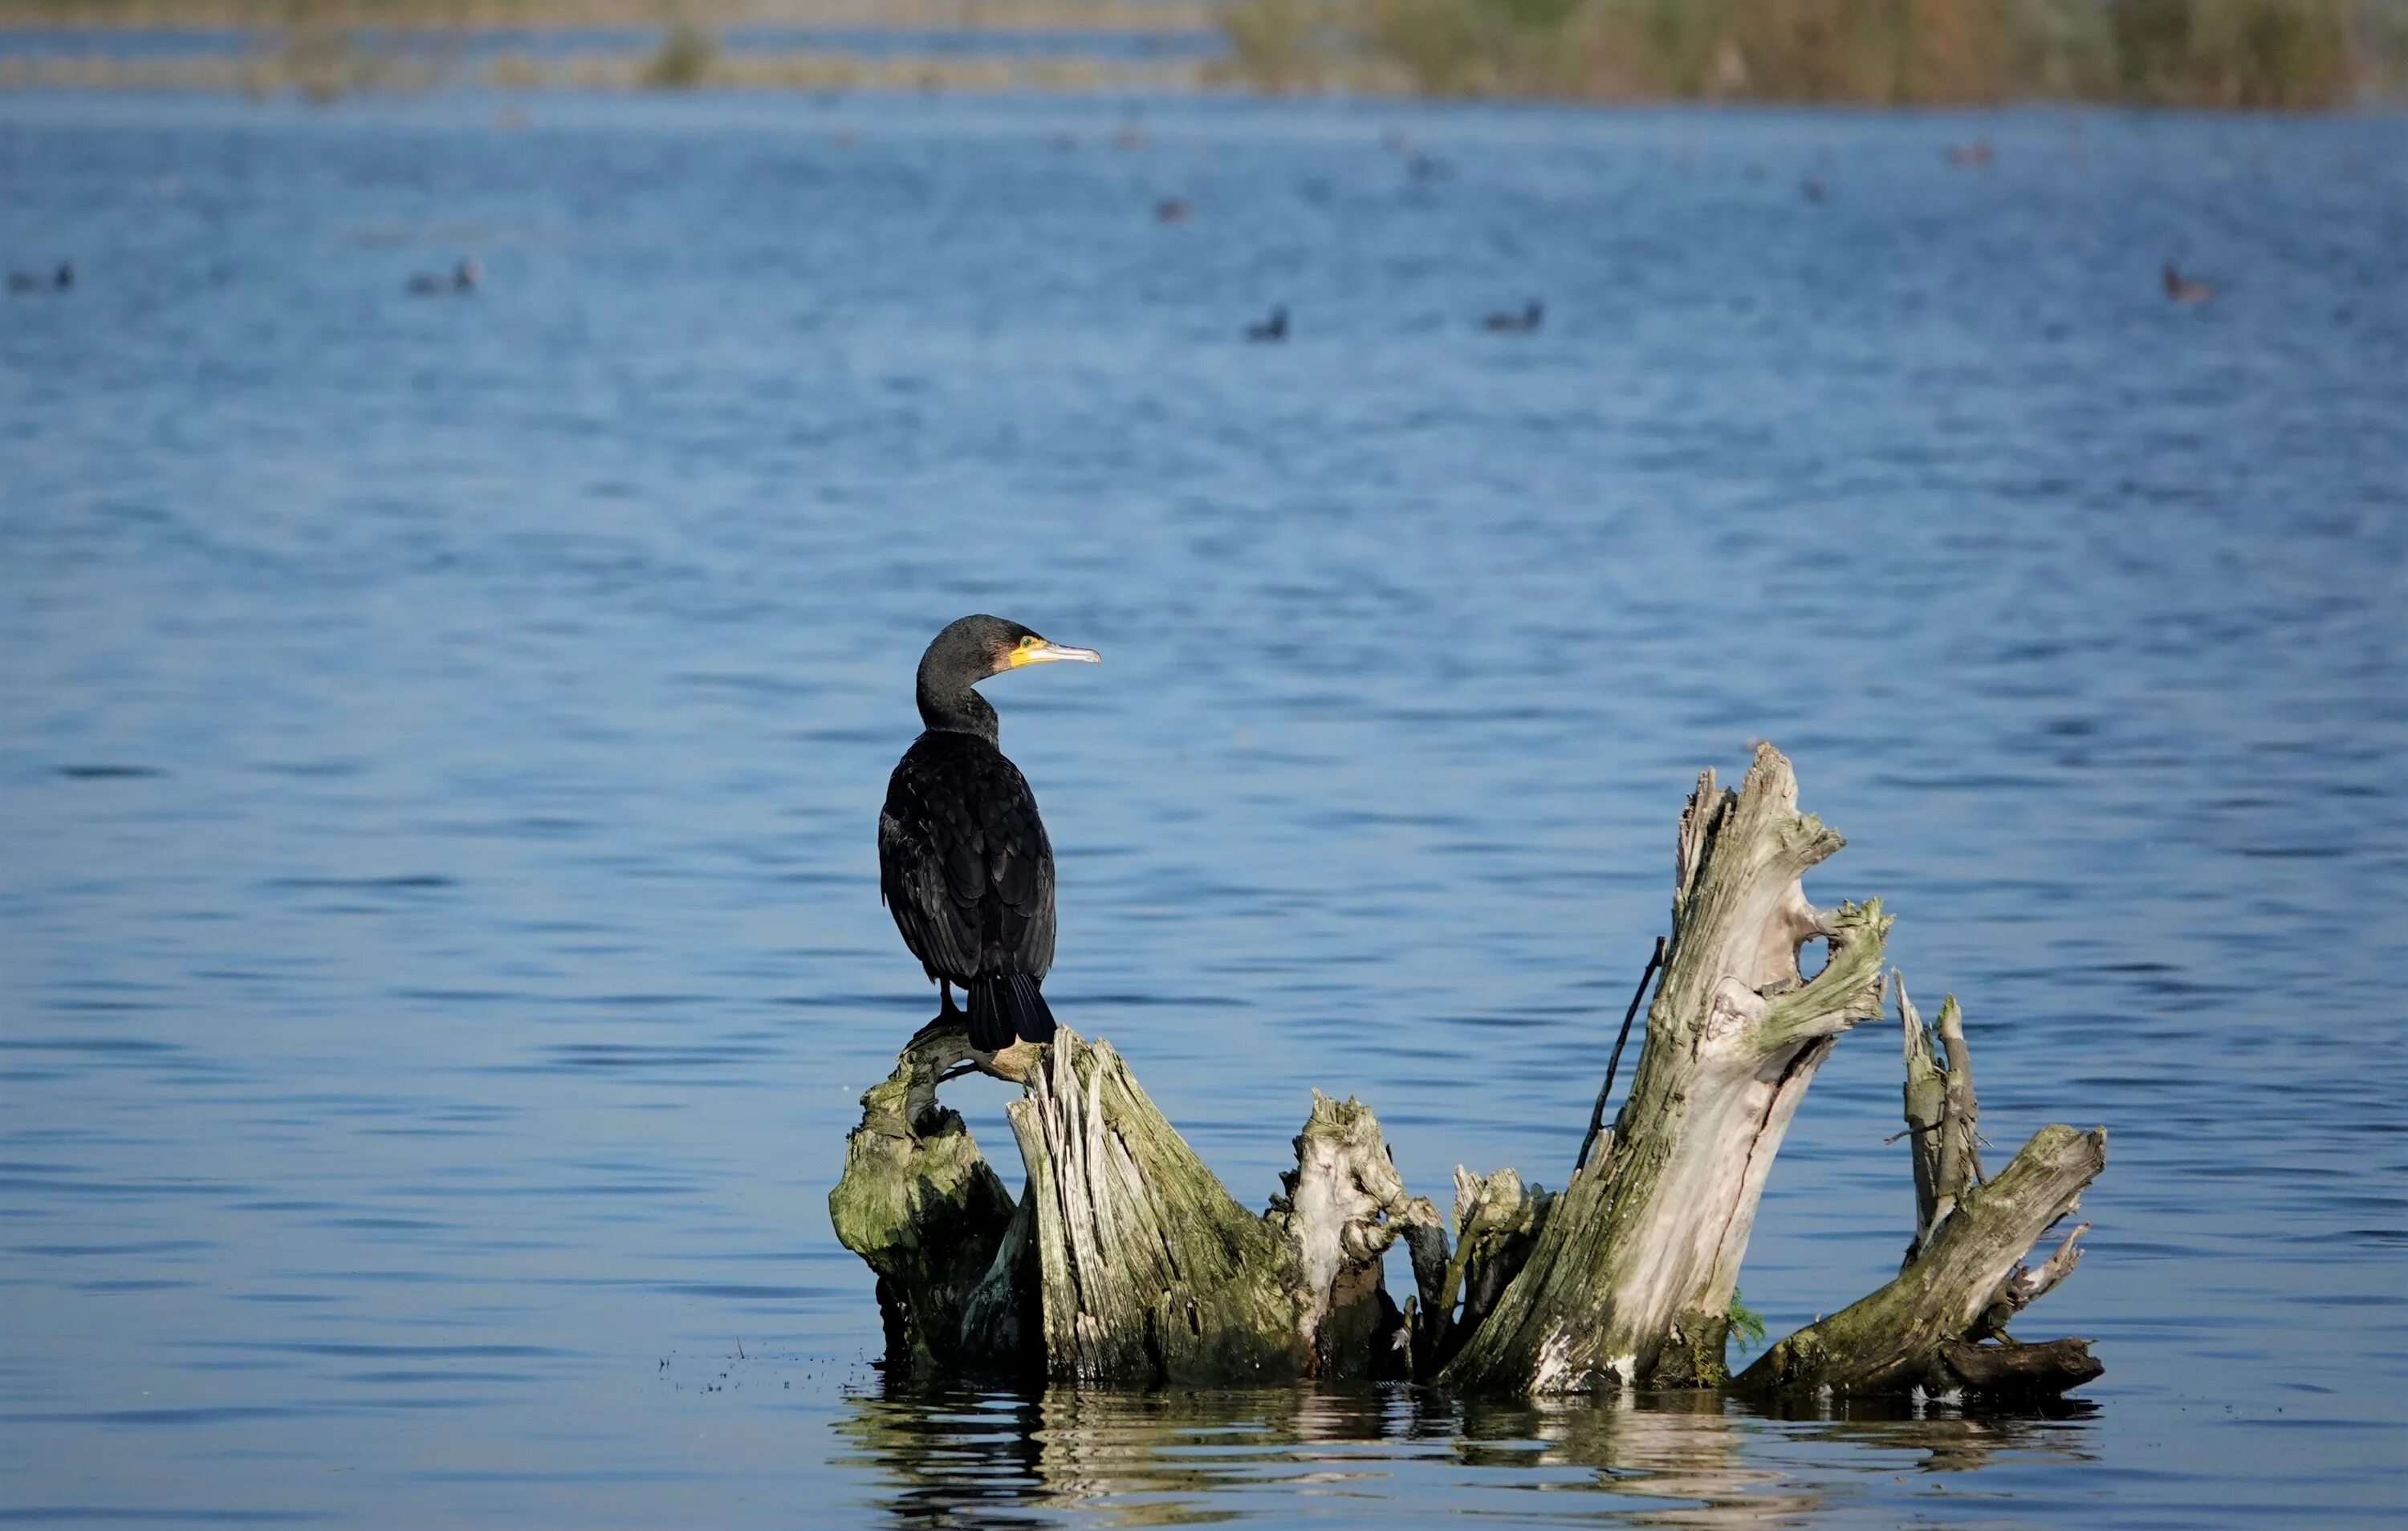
1017,636,1043,651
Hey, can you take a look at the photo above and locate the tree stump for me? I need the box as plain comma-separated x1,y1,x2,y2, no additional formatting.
829,743,2107,1397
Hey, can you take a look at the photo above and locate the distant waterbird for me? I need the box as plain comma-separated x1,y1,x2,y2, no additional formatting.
8,261,72,293
1946,140,1995,169
409,258,482,296
1156,198,1192,224
1246,305,1288,343
1484,300,1543,334
2162,262,2215,304
879,615,1100,1052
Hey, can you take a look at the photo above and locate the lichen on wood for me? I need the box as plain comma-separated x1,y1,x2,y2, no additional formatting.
1007,1029,1302,1383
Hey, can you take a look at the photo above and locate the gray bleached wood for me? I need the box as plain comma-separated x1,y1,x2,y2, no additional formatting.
1438,745,1891,1391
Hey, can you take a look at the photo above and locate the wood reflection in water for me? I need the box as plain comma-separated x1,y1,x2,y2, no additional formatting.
834,1380,2098,1527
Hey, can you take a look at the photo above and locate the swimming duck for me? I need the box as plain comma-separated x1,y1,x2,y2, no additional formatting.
2162,263,2215,304
1484,300,1543,334
408,258,482,296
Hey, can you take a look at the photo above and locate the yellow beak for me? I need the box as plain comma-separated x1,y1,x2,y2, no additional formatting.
1008,641,1101,669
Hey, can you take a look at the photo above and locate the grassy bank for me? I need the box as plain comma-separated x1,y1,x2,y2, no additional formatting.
0,0,1218,99
1218,0,2406,107
0,44,1198,94
2,0,2399,105
0,0,1219,29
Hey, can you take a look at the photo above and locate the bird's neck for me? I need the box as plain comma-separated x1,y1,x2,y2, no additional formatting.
917,672,999,744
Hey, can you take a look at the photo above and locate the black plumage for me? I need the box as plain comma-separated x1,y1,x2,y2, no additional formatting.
879,615,1099,1050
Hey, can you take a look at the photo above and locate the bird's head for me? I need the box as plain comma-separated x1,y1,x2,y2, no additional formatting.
925,614,1100,684
915,615,1098,734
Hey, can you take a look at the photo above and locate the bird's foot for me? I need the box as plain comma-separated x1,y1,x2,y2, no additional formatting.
903,1011,1045,1094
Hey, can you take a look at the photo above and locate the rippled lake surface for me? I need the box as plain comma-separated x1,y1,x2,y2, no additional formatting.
3,91,2404,1528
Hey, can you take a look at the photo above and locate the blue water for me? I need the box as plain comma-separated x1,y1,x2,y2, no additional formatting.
2,91,2404,1528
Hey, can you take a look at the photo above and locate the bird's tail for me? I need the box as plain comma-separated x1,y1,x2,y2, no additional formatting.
967,973,1056,1051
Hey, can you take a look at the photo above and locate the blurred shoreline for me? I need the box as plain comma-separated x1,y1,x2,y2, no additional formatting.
1,0,2402,106
0,48,1208,95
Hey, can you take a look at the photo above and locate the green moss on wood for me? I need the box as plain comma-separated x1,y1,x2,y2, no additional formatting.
828,1041,1016,1378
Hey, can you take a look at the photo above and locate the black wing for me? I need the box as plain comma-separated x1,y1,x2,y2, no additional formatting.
878,733,1056,985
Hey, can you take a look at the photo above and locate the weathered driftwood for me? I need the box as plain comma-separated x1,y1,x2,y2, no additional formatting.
1733,982,2105,1398
835,1021,1443,1385
830,743,2107,1397
825,1021,1018,1375
1900,981,1986,1265
1440,747,1891,1391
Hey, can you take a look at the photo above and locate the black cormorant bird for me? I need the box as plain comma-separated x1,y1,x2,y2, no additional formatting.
1246,305,1288,343
880,615,1099,1051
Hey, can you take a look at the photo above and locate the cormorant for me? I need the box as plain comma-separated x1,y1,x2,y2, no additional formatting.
879,615,1099,1051
1246,305,1288,343
1485,300,1543,333
2163,262,2215,303
8,262,71,293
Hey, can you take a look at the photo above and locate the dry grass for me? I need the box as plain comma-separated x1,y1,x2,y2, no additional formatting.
0,0,1220,31
1217,0,2396,106
2,0,2394,105
0,43,1204,94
